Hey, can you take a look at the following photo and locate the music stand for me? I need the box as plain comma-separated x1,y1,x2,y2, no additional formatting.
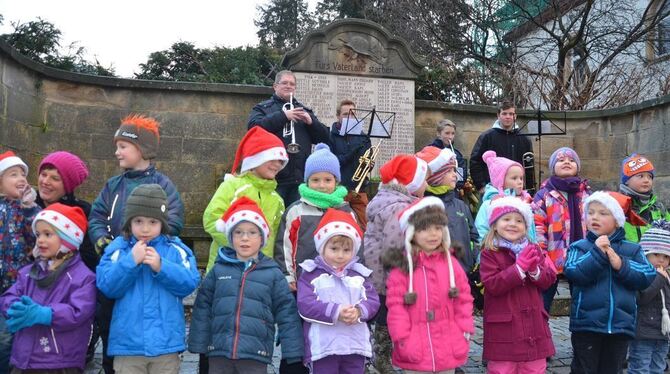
341,107,395,139
517,110,567,190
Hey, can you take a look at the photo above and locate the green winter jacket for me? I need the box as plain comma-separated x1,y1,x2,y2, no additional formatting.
623,194,670,243
203,173,285,271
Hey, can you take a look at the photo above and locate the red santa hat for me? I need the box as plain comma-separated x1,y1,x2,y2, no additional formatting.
232,127,289,175
32,203,88,257
215,196,270,246
0,151,28,176
379,155,428,195
313,209,363,255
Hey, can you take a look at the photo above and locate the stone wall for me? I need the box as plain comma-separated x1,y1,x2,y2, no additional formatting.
1,41,669,266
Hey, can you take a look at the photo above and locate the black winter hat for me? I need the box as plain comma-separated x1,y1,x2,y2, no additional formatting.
123,184,169,234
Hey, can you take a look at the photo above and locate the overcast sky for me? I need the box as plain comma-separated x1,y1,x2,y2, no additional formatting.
0,0,316,78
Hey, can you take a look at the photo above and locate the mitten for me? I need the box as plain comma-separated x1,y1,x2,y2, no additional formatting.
12,296,52,330
20,185,37,208
516,246,537,272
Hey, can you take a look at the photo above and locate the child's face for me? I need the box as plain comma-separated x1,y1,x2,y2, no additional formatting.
38,167,66,204
231,222,262,262
252,160,284,180
438,126,456,144
413,180,428,197
442,166,458,189
322,237,354,270
553,156,578,178
586,201,618,236
646,252,670,269
308,171,337,194
493,212,527,242
130,216,162,243
0,165,27,200
34,220,61,259
413,224,443,254
626,172,653,194
504,165,525,193
115,140,144,170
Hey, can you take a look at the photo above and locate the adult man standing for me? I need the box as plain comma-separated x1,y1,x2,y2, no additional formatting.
248,70,330,205
469,100,533,192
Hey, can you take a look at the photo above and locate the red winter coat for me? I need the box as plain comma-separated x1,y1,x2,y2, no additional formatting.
386,250,474,372
480,245,556,362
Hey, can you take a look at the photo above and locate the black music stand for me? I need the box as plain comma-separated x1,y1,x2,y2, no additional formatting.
517,110,567,191
341,107,395,139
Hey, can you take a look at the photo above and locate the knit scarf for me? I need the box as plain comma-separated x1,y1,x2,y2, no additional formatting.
298,184,348,209
619,183,652,206
548,176,584,243
426,184,452,196
29,253,74,289
494,237,528,256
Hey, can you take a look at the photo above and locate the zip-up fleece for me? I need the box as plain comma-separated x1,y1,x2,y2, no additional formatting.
188,247,304,365
0,254,95,371
386,250,474,372
203,172,285,271
564,229,656,337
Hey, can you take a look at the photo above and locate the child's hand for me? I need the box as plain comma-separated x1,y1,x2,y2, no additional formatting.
143,247,161,273
132,240,147,265
595,235,611,253
20,185,36,208
658,266,669,280
605,247,622,270
288,282,297,292
338,305,360,324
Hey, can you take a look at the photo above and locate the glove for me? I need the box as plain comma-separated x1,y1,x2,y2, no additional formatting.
95,236,113,255
6,296,52,333
20,185,37,208
516,245,540,272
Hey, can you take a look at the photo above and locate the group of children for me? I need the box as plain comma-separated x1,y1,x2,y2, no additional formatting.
0,110,668,374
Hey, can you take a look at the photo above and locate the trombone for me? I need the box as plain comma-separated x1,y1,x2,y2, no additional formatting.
282,93,301,154
352,139,382,193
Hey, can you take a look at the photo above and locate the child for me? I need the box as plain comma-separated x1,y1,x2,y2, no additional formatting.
428,119,468,190
533,147,590,312
297,208,380,373
628,220,670,374
274,143,356,291
1,203,96,373
96,184,200,374
88,114,185,374
480,196,556,373
189,196,304,373
475,150,534,242
565,191,657,373
362,154,427,373
0,151,40,372
384,197,474,373
619,154,670,242
203,126,289,271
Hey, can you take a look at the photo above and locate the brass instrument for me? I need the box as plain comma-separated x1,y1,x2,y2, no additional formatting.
352,139,382,193
282,93,300,154
522,151,536,194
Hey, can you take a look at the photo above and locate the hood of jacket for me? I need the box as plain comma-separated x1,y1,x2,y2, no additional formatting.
367,183,414,218
491,119,519,131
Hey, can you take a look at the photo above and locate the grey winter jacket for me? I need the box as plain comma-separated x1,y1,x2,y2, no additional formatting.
635,272,670,341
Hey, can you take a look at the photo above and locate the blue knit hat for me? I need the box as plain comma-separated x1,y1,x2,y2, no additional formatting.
549,147,581,175
304,143,341,182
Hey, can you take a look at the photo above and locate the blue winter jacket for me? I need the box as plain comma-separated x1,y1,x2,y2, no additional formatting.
96,235,200,357
564,228,656,337
188,247,304,365
88,165,184,246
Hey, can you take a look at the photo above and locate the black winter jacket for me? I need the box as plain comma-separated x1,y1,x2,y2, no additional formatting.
635,272,670,340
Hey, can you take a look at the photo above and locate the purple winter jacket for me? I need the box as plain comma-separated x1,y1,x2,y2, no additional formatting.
0,254,96,371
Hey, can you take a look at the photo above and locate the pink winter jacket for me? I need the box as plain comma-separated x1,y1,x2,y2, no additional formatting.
386,250,474,372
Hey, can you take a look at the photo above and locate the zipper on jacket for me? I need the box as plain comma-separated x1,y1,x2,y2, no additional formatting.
575,292,582,318
108,194,119,237
608,266,614,334
232,263,257,359
50,328,60,354
422,266,436,372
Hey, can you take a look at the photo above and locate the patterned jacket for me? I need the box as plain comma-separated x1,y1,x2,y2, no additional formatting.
0,197,40,293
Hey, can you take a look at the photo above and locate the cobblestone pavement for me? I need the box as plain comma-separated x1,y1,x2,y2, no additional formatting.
84,316,574,374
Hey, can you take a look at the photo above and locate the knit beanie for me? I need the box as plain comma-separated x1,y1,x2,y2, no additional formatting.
233,127,289,175
0,151,28,176
32,203,88,256
313,209,362,255
114,115,161,160
488,196,534,234
379,155,428,195
483,150,523,192
123,184,169,233
621,153,655,185
215,196,270,248
396,196,457,304
39,151,89,194
549,147,581,175
304,143,341,182
416,146,456,187
640,220,670,257
582,191,626,228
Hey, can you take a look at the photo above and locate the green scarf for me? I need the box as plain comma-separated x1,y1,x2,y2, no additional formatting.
426,184,452,195
298,184,348,209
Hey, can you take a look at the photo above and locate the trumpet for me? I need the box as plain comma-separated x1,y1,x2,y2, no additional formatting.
282,93,301,154
352,139,382,193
